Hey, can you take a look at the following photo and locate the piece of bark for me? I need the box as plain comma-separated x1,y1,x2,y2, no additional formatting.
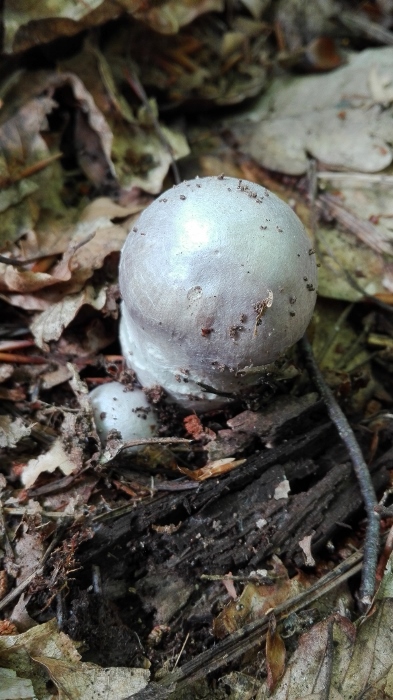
226,392,319,442
80,421,332,563
207,428,254,459
78,420,390,631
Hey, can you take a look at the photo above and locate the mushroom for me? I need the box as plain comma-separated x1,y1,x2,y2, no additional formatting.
118,176,317,410
89,381,158,447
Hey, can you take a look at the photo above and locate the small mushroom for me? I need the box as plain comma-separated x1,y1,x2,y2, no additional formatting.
90,382,158,447
119,176,318,409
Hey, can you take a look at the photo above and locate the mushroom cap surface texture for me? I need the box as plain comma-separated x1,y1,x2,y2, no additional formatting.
90,381,158,447
119,176,317,408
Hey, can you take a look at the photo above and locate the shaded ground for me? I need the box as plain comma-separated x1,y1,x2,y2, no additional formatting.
2,2,393,699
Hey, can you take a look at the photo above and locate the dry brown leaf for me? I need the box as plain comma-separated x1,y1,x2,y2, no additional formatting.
214,559,310,638
21,439,80,489
266,614,286,693
1,197,141,318
3,0,105,52
4,0,223,54
30,285,107,350
61,40,190,193
13,519,44,586
0,93,60,250
19,382,97,490
0,69,117,263
9,594,38,634
119,15,267,107
0,618,149,699
264,553,393,699
133,0,224,34
178,457,246,482
35,657,149,700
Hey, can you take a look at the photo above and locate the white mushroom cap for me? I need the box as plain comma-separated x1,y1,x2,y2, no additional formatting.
119,176,317,409
89,381,158,446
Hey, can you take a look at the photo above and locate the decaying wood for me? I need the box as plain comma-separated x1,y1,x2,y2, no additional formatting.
130,549,365,697
79,416,390,632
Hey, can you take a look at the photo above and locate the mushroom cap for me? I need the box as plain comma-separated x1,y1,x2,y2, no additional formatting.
119,176,317,406
89,381,158,446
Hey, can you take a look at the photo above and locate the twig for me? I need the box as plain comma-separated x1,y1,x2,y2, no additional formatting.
0,567,44,611
300,335,380,607
173,632,190,670
0,253,48,267
201,572,273,583
317,171,393,187
100,436,191,465
157,549,363,690
0,352,46,364
4,508,74,519
0,340,35,351
0,152,62,189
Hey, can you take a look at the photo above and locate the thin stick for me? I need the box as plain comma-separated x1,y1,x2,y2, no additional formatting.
0,152,62,189
158,549,363,689
174,631,190,670
317,171,393,187
0,567,44,611
0,253,50,267
300,335,380,607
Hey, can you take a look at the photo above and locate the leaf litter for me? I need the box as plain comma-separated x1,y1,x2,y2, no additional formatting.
2,2,393,699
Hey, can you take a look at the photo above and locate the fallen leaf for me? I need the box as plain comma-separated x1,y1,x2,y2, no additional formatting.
236,47,393,175
0,667,35,699
0,416,30,449
34,657,149,699
60,39,190,193
178,458,246,481
30,285,107,350
214,559,310,638
4,0,223,54
265,552,393,698
266,614,286,693
0,618,149,699
133,0,224,34
21,440,80,489
14,519,44,586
